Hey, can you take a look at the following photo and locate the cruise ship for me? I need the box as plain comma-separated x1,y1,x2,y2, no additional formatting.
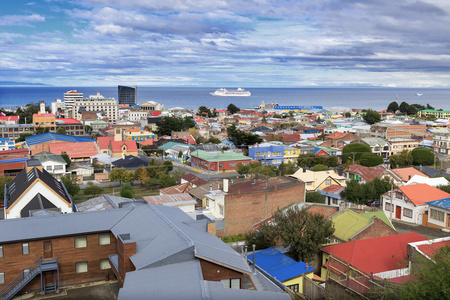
210,88,251,97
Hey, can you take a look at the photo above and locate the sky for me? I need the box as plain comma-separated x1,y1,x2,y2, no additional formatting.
1,0,450,88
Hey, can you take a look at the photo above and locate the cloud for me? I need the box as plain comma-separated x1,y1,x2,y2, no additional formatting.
0,14,45,26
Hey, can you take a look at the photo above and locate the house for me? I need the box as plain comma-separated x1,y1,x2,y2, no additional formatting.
248,143,284,166
392,167,429,183
111,155,148,170
180,173,207,188
290,169,346,192
389,138,419,156
283,145,301,164
381,183,450,224
405,175,449,187
0,149,30,177
318,185,346,207
55,118,85,136
247,247,314,294
97,129,138,158
3,162,73,219
30,151,67,178
0,204,289,299
159,182,192,196
370,124,426,139
0,115,19,125
430,128,450,155
344,164,402,184
26,133,96,156
425,198,450,230
190,150,253,172
356,137,391,159
321,232,428,283
189,177,305,236
143,193,197,213
0,138,15,151
165,144,190,163
329,210,396,244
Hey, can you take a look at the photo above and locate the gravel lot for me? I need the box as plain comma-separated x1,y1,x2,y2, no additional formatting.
392,220,450,239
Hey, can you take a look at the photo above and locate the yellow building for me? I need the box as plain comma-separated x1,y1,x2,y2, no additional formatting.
123,128,157,142
290,169,346,192
33,100,56,130
248,247,315,294
284,146,300,163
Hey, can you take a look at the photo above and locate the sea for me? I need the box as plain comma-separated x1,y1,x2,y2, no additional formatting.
0,86,449,111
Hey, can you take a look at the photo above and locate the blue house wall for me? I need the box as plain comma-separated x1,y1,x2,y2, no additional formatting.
249,144,284,166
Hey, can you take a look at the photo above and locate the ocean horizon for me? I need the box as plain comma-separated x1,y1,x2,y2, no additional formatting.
1,86,449,111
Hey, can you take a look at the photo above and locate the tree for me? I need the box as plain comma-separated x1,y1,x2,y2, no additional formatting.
198,106,216,117
389,150,413,168
122,170,135,184
61,152,71,167
120,183,134,198
134,166,149,185
60,174,80,197
341,178,392,205
312,164,329,172
159,174,177,188
374,246,450,300
163,160,173,172
17,102,40,124
171,169,186,183
56,127,67,135
344,112,352,118
245,222,277,250
85,125,92,134
342,143,372,165
227,103,240,115
399,101,410,113
227,124,262,147
359,153,384,167
83,185,104,196
278,162,296,176
0,176,13,205
16,133,33,143
35,127,49,134
297,153,338,168
109,168,127,186
273,206,334,262
205,136,221,144
437,185,450,193
363,109,381,124
411,147,434,166
305,192,325,203
387,101,399,113
155,116,196,136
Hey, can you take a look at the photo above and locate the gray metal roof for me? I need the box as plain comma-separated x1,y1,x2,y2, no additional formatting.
75,194,138,212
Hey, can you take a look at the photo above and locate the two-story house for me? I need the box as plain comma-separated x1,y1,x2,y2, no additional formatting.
248,143,284,166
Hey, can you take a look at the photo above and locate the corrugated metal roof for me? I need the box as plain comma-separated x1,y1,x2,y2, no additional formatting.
26,132,95,146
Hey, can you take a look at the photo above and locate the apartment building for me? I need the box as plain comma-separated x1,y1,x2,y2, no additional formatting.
71,93,118,123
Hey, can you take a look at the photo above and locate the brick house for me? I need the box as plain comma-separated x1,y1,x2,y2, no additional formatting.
0,204,290,299
190,150,253,172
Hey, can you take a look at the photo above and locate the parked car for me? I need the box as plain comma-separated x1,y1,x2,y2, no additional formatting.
370,200,380,207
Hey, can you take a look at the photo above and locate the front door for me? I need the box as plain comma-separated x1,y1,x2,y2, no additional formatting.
447,214,450,229
396,206,401,219
44,241,52,259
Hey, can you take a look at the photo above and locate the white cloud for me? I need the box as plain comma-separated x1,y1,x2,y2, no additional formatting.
0,14,45,26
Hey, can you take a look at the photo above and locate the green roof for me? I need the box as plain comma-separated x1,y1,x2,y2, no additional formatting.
420,109,450,113
91,120,108,124
331,210,394,242
191,150,251,162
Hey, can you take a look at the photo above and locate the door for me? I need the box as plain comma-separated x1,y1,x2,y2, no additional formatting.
44,241,52,259
395,206,401,219
447,214,450,229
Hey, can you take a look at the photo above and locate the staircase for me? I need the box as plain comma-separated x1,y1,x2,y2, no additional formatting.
0,256,59,300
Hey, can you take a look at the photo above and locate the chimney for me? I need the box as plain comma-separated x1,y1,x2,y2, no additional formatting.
408,175,411,180
223,178,229,193
420,164,422,171
252,244,256,275
209,184,212,191
303,168,306,173
306,263,309,270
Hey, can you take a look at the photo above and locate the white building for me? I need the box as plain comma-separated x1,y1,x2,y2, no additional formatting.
63,90,83,110
71,92,118,122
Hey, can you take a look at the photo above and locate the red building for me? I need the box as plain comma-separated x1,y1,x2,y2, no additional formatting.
190,149,253,172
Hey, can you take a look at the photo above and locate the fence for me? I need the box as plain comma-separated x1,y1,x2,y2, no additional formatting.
303,274,325,300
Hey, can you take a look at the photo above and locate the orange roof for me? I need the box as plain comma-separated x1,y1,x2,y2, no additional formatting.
137,139,155,146
49,142,98,158
110,140,138,153
124,128,144,132
97,136,114,150
398,183,450,206
326,132,347,139
393,167,429,182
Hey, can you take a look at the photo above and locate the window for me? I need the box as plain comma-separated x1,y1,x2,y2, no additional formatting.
221,278,240,289
287,284,299,293
403,208,413,218
385,203,393,212
0,245,3,258
22,243,29,255
430,209,445,222
75,236,87,248
218,204,224,216
0,272,4,285
396,192,402,199
326,179,331,185
76,261,88,273
100,258,111,270
99,233,111,246
229,163,237,167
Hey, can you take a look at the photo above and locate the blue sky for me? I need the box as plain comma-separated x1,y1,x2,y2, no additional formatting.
1,0,450,87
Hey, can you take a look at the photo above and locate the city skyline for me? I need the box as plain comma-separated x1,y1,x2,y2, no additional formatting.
2,1,450,88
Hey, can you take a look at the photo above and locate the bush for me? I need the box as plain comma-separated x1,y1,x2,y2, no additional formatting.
83,185,104,196
306,191,325,203
342,143,372,164
312,164,329,172
120,183,134,198
412,147,434,166
359,153,384,167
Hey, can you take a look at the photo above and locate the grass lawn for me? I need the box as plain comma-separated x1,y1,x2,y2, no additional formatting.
73,184,160,203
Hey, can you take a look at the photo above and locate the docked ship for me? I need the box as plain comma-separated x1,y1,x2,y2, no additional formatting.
210,88,251,97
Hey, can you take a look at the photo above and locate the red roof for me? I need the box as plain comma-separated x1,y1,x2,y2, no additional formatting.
417,240,450,258
137,139,155,146
110,140,138,153
49,142,98,158
321,184,345,194
322,232,427,274
397,184,450,206
0,116,19,121
326,132,347,140
97,137,114,150
33,113,55,118
173,135,197,145
345,164,401,182
55,118,81,124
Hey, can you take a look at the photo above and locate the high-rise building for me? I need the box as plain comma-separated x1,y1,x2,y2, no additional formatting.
118,85,137,106
71,92,118,122
63,90,83,109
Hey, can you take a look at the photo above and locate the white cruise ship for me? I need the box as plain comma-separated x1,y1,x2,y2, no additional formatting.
210,88,251,97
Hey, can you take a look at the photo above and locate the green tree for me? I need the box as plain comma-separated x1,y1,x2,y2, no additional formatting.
35,127,50,134
120,183,134,198
312,164,329,172
163,160,173,172
274,206,334,262
198,106,215,117
56,127,67,135
344,112,352,118
406,105,418,116
155,116,196,136
387,101,399,113
389,150,413,168
16,133,33,143
134,166,149,185
205,136,221,144
363,109,381,124
411,147,434,166
437,185,450,193
109,168,127,186
0,176,13,205
171,169,186,183
359,153,384,167
278,162,296,176
227,103,240,115
85,125,92,134
374,246,450,300
227,124,263,147
61,152,71,167
399,101,410,113
305,191,325,203
159,174,177,188
17,102,40,124
245,222,277,250
60,174,80,197
342,143,372,165
83,185,104,196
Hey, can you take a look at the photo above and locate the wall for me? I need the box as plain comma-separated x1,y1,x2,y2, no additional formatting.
0,232,116,292
198,259,243,288
223,181,305,236
116,237,136,288
350,217,397,241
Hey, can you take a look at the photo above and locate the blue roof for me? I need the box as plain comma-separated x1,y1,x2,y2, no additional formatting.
25,133,95,146
426,197,450,210
247,247,314,282
0,158,28,164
